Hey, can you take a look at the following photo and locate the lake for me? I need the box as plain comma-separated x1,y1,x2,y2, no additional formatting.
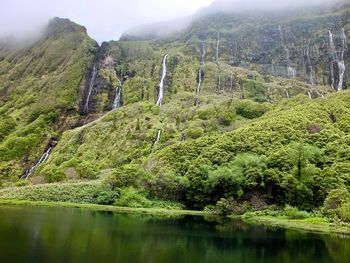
0,205,348,263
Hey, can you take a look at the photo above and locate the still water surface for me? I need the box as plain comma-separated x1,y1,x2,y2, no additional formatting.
0,205,349,263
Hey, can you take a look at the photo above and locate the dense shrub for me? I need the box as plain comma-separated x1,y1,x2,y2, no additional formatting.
284,205,310,219
235,100,270,119
0,182,119,205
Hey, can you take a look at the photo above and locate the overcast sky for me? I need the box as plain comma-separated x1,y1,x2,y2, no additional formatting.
0,0,213,42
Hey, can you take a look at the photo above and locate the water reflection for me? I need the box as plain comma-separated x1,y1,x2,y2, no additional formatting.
0,206,348,263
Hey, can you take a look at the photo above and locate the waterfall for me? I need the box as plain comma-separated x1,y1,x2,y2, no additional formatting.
285,89,290,99
287,67,296,79
113,88,122,109
329,31,337,59
156,54,168,107
329,29,347,91
307,91,312,99
196,68,202,95
200,41,206,65
153,129,161,146
306,41,314,85
22,147,52,180
279,26,296,79
230,75,233,92
113,77,122,109
84,64,98,113
338,28,347,91
338,61,346,91
216,32,220,64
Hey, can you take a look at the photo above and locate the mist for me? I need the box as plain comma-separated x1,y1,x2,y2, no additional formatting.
207,0,345,12
0,0,346,44
0,0,212,43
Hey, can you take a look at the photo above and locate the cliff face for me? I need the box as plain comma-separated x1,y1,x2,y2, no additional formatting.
0,1,349,212
0,18,97,179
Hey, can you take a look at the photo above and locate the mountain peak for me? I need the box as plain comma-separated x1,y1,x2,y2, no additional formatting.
45,17,87,37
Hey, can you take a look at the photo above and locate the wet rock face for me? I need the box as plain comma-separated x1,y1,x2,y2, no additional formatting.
80,44,122,114
190,9,349,88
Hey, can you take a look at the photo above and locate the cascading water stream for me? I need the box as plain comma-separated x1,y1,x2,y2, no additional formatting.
22,147,52,179
285,89,290,99
287,67,296,79
113,77,122,109
22,138,57,180
84,64,98,113
279,25,296,79
153,129,161,146
196,68,202,95
216,32,220,64
156,54,168,107
329,29,347,91
306,41,315,85
307,91,312,99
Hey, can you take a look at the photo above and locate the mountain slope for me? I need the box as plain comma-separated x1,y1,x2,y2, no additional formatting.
0,18,98,180
0,2,349,215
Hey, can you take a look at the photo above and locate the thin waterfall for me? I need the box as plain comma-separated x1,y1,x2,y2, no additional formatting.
200,41,206,65
153,129,161,146
329,31,337,59
84,64,98,113
22,147,52,180
287,67,296,79
156,54,168,107
338,28,347,91
307,91,312,99
306,41,314,85
329,30,336,88
216,32,220,64
230,75,233,92
279,25,296,79
196,68,202,95
329,29,347,91
113,77,122,109
285,89,290,99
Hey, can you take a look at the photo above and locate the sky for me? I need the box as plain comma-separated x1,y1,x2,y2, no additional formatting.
0,0,213,42
0,0,341,43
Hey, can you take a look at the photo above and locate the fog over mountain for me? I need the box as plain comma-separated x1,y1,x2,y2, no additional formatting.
0,0,212,43
123,0,347,39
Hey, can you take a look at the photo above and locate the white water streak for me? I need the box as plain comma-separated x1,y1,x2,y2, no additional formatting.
84,64,97,113
156,54,168,107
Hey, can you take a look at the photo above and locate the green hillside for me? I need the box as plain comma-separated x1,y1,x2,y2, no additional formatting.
0,2,350,223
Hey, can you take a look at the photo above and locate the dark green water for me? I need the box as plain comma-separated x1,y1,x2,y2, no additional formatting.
0,206,349,263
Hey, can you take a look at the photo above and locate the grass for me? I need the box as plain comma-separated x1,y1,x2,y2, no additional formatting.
241,215,350,236
0,199,207,217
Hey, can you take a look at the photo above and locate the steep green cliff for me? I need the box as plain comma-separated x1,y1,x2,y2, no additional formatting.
0,2,350,217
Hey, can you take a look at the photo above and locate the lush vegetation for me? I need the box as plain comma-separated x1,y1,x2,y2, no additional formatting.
0,3,350,231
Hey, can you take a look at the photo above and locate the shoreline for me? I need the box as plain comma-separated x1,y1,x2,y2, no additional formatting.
1,199,350,236
0,199,207,217
240,215,350,236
